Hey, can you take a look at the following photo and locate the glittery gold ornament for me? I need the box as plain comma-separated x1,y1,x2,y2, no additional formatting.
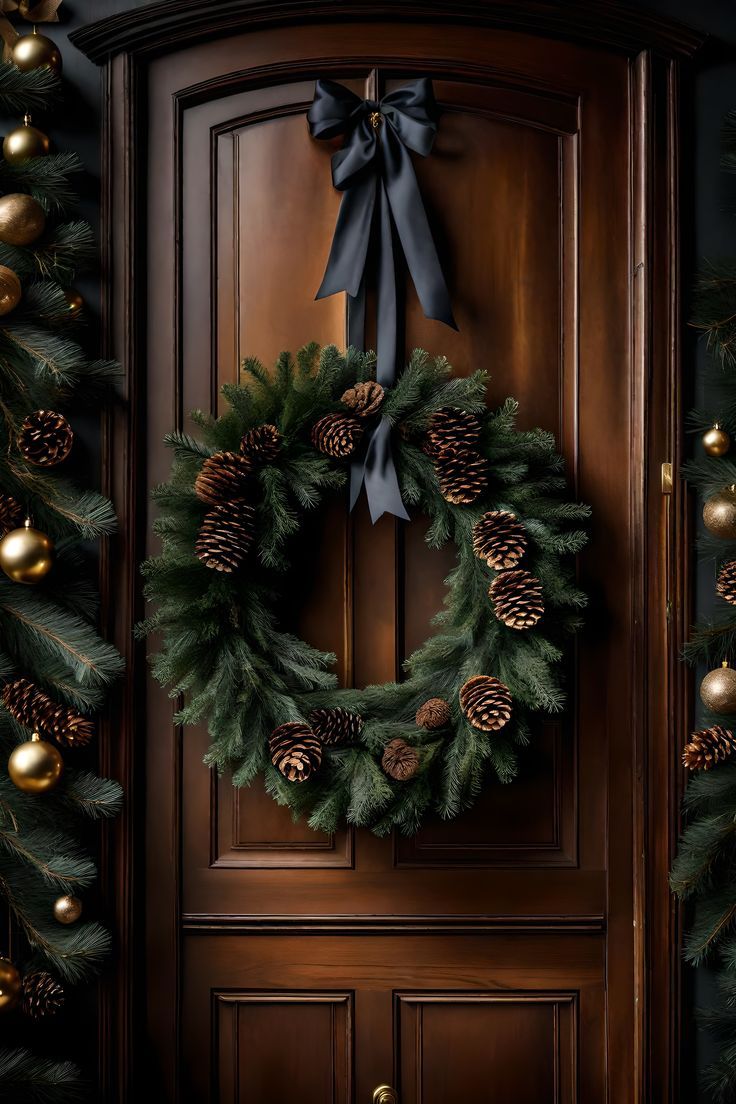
3,114,50,164
703,487,736,540
12,29,62,75
0,957,21,1013
53,894,82,925
700,661,736,715
0,264,21,315
0,193,45,246
0,519,54,583
8,732,63,793
703,424,731,457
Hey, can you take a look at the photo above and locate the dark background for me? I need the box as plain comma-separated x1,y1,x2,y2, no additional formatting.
30,0,736,1097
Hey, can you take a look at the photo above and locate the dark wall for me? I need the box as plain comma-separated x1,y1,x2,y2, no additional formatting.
36,0,736,1098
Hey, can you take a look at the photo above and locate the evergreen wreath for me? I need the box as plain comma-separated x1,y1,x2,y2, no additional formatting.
142,344,590,835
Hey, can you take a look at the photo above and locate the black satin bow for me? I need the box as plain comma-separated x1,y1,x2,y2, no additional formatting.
308,78,456,523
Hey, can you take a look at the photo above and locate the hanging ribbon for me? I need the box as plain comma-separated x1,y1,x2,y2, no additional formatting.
308,78,456,523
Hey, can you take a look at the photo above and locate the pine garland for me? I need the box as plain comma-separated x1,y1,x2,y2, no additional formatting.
0,37,122,1100
142,344,589,836
670,108,736,1102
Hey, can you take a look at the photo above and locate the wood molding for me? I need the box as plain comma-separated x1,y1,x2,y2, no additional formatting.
70,0,706,65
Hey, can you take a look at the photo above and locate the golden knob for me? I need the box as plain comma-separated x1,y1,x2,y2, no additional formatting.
373,1087,398,1104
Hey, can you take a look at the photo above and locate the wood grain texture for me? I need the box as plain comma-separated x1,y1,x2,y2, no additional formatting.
81,7,691,1102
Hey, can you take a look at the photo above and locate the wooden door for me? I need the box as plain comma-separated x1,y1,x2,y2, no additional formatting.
73,3,695,1102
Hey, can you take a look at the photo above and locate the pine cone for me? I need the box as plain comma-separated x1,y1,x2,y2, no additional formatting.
435,447,488,505
425,408,481,458
340,381,385,418
21,971,64,1020
308,707,363,746
459,674,512,732
717,561,736,607
195,503,254,573
0,493,22,534
472,510,528,569
194,451,253,507
269,721,322,783
311,413,363,458
489,568,544,630
2,677,94,747
18,410,73,467
416,697,451,730
382,737,420,781
240,424,281,462
682,725,736,770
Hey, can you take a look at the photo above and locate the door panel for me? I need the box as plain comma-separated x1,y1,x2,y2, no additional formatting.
136,16,669,1103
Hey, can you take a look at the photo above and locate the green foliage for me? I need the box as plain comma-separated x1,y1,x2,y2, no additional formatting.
0,1048,83,1103
143,344,588,835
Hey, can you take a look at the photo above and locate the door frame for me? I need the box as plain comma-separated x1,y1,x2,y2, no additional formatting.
71,3,703,1100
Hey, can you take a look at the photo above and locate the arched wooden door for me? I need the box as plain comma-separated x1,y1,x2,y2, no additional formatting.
73,4,698,1101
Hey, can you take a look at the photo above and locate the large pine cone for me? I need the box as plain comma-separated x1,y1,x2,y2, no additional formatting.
269,721,322,783
308,707,363,746
425,407,481,457
18,410,73,467
311,413,364,458
459,674,512,732
717,561,736,607
473,510,528,569
0,493,22,534
382,737,420,781
489,568,544,630
195,502,254,573
416,697,451,730
21,971,64,1020
435,447,488,505
240,423,281,462
2,677,94,747
194,451,253,506
340,381,385,418
682,725,736,770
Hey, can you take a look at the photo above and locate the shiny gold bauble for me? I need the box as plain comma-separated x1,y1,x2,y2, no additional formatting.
700,661,736,714
3,115,50,165
0,193,46,247
0,265,21,316
703,487,736,539
62,288,83,319
0,520,55,584
0,957,21,1013
53,894,82,925
12,31,62,76
8,732,63,793
703,425,732,458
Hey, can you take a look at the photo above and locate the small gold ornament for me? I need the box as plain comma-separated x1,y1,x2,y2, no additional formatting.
61,288,83,319
0,518,55,584
703,487,736,540
703,424,731,457
700,661,736,714
369,111,382,129
0,957,21,1013
8,731,63,793
53,894,82,925
12,29,62,74
0,264,21,315
3,114,50,164
0,193,45,246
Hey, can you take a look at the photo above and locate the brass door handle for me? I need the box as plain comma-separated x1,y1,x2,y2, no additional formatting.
373,1087,398,1104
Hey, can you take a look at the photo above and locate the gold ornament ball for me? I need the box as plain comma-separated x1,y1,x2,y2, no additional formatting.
3,115,50,165
0,520,55,584
8,732,63,794
53,894,82,925
0,265,21,316
62,288,83,319
0,193,46,247
700,661,736,714
12,31,62,75
703,487,736,539
0,957,21,1013
703,425,731,457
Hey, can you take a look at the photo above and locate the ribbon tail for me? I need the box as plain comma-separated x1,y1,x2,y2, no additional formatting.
351,418,409,522
316,177,375,301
